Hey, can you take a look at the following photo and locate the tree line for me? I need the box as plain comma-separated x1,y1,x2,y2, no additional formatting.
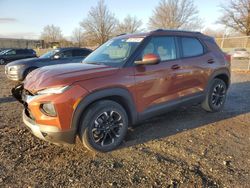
40,0,250,48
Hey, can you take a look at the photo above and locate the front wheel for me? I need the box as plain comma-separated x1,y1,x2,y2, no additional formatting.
79,100,128,152
202,78,227,112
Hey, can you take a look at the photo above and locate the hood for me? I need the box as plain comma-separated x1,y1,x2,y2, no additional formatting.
24,63,119,92
6,57,42,66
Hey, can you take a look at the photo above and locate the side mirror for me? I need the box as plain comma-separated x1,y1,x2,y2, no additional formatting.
135,54,160,65
53,54,60,59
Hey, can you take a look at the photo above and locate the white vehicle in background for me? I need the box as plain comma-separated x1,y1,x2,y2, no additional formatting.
230,48,250,59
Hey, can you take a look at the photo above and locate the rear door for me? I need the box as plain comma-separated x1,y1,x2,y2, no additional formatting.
15,49,29,60
176,36,214,96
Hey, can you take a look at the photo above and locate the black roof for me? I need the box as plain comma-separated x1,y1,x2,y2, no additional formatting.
56,47,92,51
150,29,202,35
116,28,205,39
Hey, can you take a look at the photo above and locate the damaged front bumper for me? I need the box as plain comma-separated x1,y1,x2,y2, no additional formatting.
23,109,75,144
12,84,76,145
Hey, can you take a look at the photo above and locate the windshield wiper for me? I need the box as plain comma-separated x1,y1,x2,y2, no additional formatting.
85,62,104,65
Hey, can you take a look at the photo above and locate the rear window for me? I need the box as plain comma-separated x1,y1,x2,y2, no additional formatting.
181,37,204,57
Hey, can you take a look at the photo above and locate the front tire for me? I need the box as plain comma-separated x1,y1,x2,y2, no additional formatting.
202,78,227,112
79,100,128,152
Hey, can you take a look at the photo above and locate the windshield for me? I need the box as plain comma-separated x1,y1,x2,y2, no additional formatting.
83,37,144,67
39,49,59,58
0,49,10,55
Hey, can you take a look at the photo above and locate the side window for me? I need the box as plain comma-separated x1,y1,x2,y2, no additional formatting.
181,37,204,57
6,50,16,55
26,49,33,54
72,49,91,57
59,50,73,58
16,49,24,55
140,36,177,61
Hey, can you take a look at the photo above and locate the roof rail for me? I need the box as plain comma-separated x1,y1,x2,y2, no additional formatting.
116,33,127,37
151,29,202,35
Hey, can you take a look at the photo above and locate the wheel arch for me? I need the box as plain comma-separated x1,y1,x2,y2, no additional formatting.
206,69,231,93
214,74,230,88
23,66,38,79
71,87,138,131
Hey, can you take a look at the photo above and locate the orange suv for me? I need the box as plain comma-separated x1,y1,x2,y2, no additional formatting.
12,29,231,152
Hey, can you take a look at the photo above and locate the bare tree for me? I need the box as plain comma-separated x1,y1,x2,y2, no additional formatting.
71,27,84,47
80,0,117,45
202,28,225,38
149,0,202,30
117,15,143,34
219,0,250,36
41,24,63,43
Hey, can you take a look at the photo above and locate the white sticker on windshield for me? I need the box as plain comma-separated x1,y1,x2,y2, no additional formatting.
126,38,143,43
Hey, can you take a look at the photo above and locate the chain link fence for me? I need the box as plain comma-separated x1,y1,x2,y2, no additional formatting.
215,36,250,71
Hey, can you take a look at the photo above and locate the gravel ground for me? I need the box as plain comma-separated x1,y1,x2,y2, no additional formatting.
0,65,250,188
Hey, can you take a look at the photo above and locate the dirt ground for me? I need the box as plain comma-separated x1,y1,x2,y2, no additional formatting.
0,65,249,188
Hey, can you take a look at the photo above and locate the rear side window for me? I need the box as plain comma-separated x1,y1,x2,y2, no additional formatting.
73,49,91,57
59,50,73,58
181,37,204,57
16,49,25,55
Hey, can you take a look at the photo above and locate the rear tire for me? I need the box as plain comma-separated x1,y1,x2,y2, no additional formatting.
202,78,227,112
79,100,128,152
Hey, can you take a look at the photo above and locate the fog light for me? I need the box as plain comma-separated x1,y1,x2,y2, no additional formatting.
40,103,57,116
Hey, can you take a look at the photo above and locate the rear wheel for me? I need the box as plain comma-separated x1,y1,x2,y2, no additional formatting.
202,78,227,112
79,100,128,152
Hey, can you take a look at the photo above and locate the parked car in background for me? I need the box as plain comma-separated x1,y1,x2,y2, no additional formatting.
12,29,230,152
0,48,36,65
229,48,250,59
0,48,9,53
5,47,92,81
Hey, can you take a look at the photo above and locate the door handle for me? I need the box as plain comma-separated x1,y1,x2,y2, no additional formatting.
207,59,214,64
171,64,180,70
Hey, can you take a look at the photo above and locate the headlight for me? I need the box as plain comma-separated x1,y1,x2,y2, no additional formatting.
37,86,70,95
40,103,57,116
9,65,24,72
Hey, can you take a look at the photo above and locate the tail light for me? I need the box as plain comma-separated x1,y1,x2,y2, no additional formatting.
224,53,231,64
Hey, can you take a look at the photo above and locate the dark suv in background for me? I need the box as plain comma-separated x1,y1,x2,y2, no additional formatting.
0,48,36,65
5,47,92,81
13,29,231,152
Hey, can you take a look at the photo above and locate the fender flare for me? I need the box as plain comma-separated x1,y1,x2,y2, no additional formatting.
71,87,138,130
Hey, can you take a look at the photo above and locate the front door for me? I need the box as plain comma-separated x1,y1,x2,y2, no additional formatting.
133,36,183,113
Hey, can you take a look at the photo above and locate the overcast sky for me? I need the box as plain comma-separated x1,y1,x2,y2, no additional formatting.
0,0,225,39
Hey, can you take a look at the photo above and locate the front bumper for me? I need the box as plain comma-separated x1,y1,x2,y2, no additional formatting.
23,109,76,144
12,83,88,145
